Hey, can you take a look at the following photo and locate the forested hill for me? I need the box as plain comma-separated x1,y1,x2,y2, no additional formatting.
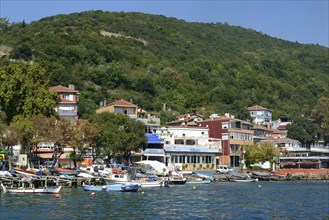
0,11,328,121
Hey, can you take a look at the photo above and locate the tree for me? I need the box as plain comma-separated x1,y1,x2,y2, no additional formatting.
90,112,146,162
244,142,280,168
286,116,319,148
0,17,10,31
67,119,99,168
0,63,59,124
311,97,329,145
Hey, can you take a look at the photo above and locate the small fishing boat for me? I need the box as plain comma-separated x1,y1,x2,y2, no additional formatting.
135,175,163,188
82,183,139,192
228,178,258,183
192,171,214,181
228,172,258,182
103,173,131,184
186,179,211,184
1,181,61,194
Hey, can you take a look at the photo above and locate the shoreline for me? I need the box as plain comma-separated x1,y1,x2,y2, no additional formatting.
185,168,329,181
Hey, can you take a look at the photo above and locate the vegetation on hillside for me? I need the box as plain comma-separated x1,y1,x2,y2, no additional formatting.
0,11,327,122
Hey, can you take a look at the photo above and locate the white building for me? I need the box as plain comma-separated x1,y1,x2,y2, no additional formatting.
154,126,222,169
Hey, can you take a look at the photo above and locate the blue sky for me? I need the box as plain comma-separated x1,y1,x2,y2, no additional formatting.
1,1,328,47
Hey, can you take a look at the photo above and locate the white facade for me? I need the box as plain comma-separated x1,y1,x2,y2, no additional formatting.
154,127,222,168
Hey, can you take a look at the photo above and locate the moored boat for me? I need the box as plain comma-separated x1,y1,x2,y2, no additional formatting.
82,183,139,192
186,179,211,184
104,173,131,184
1,182,61,194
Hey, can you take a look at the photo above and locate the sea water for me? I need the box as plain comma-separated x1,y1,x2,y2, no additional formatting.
0,181,328,219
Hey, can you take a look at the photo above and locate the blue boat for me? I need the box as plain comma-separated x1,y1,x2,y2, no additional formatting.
82,183,139,192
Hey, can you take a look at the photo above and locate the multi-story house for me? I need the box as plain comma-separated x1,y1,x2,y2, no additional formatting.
96,99,138,120
49,85,79,121
197,114,254,167
96,99,160,127
247,105,272,125
155,126,221,169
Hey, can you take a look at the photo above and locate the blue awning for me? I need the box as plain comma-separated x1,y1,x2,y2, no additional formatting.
145,133,164,144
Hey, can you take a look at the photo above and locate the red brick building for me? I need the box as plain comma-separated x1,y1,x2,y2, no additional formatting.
197,116,254,167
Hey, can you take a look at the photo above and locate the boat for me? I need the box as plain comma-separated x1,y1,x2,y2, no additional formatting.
228,172,258,182
1,180,61,194
192,171,214,181
103,173,131,184
82,183,139,192
165,176,187,185
135,175,163,188
228,178,258,183
186,179,211,184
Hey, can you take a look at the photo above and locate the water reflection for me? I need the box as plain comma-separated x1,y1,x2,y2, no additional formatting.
1,181,328,219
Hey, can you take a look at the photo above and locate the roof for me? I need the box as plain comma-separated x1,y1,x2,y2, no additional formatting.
201,117,253,125
166,118,196,125
145,134,164,144
49,85,78,93
106,99,137,108
247,105,271,111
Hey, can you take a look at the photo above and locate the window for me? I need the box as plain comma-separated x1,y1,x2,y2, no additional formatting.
186,140,195,145
222,122,229,129
222,133,228,140
174,139,184,145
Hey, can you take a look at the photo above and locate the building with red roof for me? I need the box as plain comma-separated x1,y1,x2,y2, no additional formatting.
49,84,79,121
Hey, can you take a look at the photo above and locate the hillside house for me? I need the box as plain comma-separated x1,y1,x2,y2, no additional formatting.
49,85,79,121
247,105,272,125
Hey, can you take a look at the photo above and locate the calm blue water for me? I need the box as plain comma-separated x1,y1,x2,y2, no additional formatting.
1,181,328,219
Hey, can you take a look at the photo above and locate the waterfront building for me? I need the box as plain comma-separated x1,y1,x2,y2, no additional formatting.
260,138,308,157
49,85,79,121
197,114,254,167
154,126,221,170
142,133,165,163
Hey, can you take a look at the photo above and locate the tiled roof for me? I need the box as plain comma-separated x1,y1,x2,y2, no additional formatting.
49,85,78,93
247,105,270,111
106,99,137,107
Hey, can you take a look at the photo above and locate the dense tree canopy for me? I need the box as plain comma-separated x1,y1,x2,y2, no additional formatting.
311,97,329,145
90,112,146,161
0,11,328,123
245,143,280,168
0,63,59,124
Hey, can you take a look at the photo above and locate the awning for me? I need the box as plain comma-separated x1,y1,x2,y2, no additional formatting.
142,148,165,157
165,146,221,153
145,133,164,144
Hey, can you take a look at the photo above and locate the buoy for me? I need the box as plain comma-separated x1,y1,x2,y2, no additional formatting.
90,192,96,196
258,185,262,188
55,194,60,198
192,186,197,190
141,191,145,195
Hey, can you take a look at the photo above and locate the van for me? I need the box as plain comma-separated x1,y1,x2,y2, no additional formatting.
216,165,229,173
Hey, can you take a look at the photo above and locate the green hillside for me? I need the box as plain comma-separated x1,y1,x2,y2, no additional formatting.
1,11,328,121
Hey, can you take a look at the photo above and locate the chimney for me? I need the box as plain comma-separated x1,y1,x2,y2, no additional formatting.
68,84,75,90
163,103,166,111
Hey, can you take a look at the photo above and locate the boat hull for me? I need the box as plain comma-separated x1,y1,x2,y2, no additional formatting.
138,181,163,188
1,183,61,194
82,184,139,192
186,180,211,184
